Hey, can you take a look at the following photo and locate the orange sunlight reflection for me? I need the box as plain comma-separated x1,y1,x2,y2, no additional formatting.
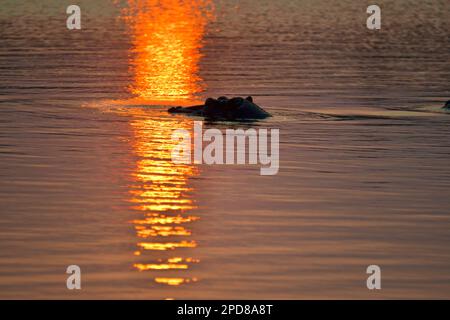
126,111,201,287
120,0,214,288
124,0,214,104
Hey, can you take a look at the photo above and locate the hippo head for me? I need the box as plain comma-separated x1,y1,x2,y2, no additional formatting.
167,96,269,119
203,97,232,119
203,96,256,119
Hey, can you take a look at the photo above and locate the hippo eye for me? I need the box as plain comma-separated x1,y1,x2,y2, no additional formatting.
245,96,253,103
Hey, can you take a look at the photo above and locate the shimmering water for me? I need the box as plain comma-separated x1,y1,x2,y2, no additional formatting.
0,0,450,299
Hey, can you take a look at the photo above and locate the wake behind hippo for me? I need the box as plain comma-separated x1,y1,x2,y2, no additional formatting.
168,96,271,120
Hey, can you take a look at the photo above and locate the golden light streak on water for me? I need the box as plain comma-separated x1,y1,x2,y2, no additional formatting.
125,113,201,286
134,263,189,270
155,277,198,286
137,241,197,251
134,257,199,272
119,0,214,289
123,0,214,104
131,214,200,225
135,225,192,238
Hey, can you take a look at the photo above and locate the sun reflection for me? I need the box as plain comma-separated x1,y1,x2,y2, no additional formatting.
155,277,198,286
132,214,199,225
124,111,201,286
135,225,192,237
137,240,197,251
123,0,214,104
135,263,189,270
120,0,213,288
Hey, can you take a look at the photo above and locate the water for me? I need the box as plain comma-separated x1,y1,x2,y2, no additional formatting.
0,0,449,299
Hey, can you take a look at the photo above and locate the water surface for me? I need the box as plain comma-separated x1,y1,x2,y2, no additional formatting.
0,0,450,299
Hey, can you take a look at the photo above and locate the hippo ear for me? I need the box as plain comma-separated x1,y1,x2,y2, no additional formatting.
245,96,253,103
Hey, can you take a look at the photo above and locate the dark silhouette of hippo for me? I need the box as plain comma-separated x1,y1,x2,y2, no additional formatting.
168,96,271,120
443,100,450,109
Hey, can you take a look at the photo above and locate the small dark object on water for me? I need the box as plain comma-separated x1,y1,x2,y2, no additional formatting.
168,96,271,120
443,100,450,109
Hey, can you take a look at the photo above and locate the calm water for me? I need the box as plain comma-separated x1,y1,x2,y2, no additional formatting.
1,0,450,299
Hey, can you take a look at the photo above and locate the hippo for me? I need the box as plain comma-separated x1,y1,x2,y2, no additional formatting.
443,100,450,109
168,96,271,120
